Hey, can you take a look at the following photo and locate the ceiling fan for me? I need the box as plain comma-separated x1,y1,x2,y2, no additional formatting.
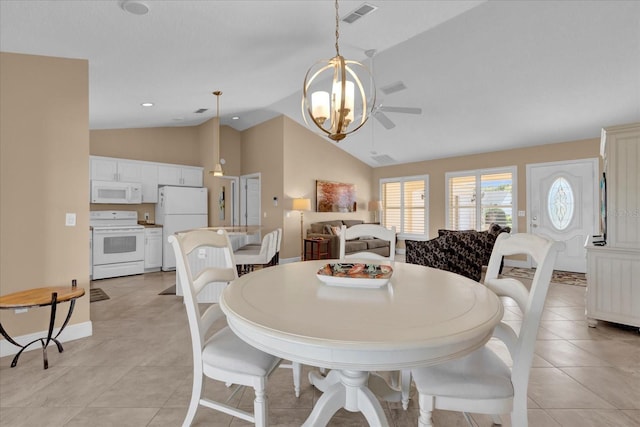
365,49,422,130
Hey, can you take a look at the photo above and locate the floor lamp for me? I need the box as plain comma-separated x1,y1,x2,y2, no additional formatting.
292,198,311,260
368,200,382,223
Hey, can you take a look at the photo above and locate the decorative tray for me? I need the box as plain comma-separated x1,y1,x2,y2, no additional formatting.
316,263,393,288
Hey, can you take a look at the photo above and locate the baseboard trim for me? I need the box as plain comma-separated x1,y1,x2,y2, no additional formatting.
503,258,531,269
0,321,93,358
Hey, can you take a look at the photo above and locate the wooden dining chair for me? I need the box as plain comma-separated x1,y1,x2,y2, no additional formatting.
338,223,396,261
169,228,300,427
410,233,561,427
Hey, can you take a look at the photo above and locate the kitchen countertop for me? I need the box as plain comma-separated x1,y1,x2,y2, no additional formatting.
138,221,163,228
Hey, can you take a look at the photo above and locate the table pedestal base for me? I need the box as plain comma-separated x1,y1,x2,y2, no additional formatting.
306,369,395,427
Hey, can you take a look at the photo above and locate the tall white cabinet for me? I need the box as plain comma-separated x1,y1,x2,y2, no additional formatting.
586,122,640,329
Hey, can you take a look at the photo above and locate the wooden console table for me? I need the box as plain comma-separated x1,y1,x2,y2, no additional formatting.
0,280,85,369
304,238,330,261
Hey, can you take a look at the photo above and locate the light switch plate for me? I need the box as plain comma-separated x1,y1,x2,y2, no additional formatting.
65,213,76,226
518,211,526,217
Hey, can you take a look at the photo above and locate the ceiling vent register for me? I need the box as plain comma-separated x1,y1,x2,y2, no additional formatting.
342,3,378,24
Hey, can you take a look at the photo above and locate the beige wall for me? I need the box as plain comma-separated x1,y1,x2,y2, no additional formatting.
201,122,242,227
91,127,200,164
239,116,374,260
241,116,286,241
282,118,373,259
373,138,601,239
1,52,90,336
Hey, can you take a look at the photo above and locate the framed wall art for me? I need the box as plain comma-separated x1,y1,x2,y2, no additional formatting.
316,180,357,212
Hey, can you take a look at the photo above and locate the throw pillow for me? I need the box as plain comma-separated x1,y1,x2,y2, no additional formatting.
323,224,333,235
330,226,342,236
405,237,449,271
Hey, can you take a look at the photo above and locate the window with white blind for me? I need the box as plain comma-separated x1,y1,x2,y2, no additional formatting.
380,175,428,237
446,167,516,231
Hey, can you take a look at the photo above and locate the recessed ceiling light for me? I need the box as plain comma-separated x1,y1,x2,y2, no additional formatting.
141,102,154,107
121,1,149,16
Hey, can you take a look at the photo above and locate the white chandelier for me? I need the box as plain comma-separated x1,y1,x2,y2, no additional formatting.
302,0,375,142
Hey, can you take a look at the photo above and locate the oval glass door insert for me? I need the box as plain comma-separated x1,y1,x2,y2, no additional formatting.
547,177,574,230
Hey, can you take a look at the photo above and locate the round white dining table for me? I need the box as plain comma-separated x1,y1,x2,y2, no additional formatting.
219,259,503,427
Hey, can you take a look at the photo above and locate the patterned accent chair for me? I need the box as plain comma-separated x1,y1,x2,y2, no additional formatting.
406,223,511,281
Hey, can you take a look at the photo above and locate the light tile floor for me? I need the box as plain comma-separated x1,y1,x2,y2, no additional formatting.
1,267,638,427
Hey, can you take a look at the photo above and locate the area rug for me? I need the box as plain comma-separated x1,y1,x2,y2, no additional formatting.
501,267,586,286
159,285,176,295
90,288,110,302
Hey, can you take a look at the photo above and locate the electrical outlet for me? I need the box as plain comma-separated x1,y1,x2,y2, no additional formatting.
198,248,207,259
144,212,150,221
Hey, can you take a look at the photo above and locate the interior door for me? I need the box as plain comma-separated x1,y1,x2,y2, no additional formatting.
241,174,261,227
527,159,598,273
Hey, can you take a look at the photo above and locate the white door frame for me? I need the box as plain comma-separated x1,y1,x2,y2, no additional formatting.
240,173,261,227
526,158,598,271
218,176,240,226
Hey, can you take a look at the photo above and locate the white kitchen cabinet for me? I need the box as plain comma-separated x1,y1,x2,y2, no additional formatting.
90,157,119,181
90,156,202,202
90,156,159,203
158,164,203,187
144,227,163,271
586,122,640,330
90,156,146,183
138,162,158,203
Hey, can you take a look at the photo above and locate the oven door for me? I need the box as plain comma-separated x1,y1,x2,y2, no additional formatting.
92,227,144,265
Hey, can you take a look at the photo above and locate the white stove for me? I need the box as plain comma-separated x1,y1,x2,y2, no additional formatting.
90,211,145,280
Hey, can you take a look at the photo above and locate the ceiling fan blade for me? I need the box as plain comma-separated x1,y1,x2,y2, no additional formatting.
374,112,396,129
378,106,422,115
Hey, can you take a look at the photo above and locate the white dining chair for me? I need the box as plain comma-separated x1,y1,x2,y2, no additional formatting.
410,233,561,427
169,228,300,427
239,228,281,266
338,223,396,261
234,230,276,275
336,223,405,405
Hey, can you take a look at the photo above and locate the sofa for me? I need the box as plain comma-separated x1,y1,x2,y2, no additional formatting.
306,220,391,258
405,223,511,281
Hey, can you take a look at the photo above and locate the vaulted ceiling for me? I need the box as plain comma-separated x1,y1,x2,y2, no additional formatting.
1,1,638,166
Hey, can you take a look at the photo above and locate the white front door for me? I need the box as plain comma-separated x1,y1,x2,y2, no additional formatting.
527,159,598,273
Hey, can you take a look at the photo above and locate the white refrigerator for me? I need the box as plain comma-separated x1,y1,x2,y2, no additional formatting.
156,186,208,271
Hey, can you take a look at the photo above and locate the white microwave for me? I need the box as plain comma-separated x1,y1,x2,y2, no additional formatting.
91,180,142,204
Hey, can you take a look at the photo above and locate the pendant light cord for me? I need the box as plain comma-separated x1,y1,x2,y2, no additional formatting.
334,0,340,56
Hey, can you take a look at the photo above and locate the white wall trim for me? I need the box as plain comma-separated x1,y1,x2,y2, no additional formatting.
1,321,93,358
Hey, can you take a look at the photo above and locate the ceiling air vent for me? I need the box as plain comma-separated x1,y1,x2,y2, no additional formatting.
371,154,396,166
342,3,378,24
381,81,407,95
194,108,208,114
